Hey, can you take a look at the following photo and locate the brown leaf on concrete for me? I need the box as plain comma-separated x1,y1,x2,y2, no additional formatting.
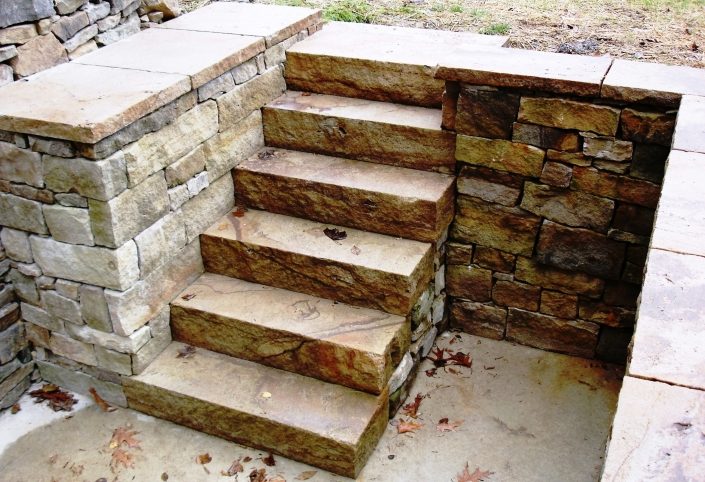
257,149,276,160
222,456,245,476
110,426,141,450
242,456,252,463
10,403,20,414
196,453,212,465
181,293,196,301
262,452,276,466
249,468,267,482
296,471,317,480
176,345,196,358
455,463,493,482
110,448,135,472
436,418,464,432
29,384,78,412
401,393,426,418
428,347,449,368
396,419,424,434
232,205,248,217
449,351,473,368
323,227,347,241
425,368,438,377
268,476,286,482
90,387,116,412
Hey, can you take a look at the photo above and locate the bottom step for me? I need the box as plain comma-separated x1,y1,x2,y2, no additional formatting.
124,342,388,478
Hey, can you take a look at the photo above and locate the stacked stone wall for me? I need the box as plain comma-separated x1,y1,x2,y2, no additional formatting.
0,0,180,86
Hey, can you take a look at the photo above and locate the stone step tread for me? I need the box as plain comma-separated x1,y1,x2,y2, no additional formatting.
124,341,387,477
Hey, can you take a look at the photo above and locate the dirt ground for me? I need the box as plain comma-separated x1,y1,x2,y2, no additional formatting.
180,0,705,68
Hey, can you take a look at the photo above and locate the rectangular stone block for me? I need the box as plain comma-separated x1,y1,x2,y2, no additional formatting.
492,280,540,311
456,86,520,139
164,146,206,188
218,66,286,129
456,165,522,207
198,71,236,102
578,300,635,328
620,108,675,147
540,291,577,319
79,284,112,332
181,172,235,242
515,256,604,298
49,332,97,366
31,236,139,290
43,204,95,246
512,123,579,152
95,345,132,375
0,323,25,364
571,166,660,208
446,265,492,302
582,135,633,161
518,98,620,136
66,322,150,354
0,0,54,28
134,212,186,277
0,193,48,234
9,33,68,78
43,290,82,324
473,245,515,273
456,135,545,177
0,228,32,263
0,141,43,187
450,300,506,340
52,11,90,41
203,110,263,182
0,24,37,45
539,161,572,188
37,360,127,407
446,243,473,265
44,152,128,201
0,302,20,332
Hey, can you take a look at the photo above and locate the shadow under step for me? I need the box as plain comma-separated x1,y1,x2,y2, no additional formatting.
200,209,434,316
235,147,455,242
171,272,409,394
124,342,388,478
263,91,456,174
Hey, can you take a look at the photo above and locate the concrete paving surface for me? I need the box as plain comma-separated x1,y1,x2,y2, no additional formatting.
0,332,623,482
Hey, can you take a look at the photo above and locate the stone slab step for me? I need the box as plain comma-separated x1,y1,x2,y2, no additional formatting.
171,272,409,394
263,91,456,174
200,209,434,316
285,21,508,107
234,148,455,242
124,341,388,478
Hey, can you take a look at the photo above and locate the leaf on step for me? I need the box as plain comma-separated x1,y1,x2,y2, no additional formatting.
222,456,245,476
90,387,116,412
232,205,248,217
449,351,473,368
249,468,267,482
396,419,423,434
29,384,77,412
436,418,464,432
161,472,169,481
323,227,347,241
402,393,426,419
242,456,252,463
262,452,276,466
196,453,212,465
350,245,361,255
455,463,493,482
10,403,20,414
110,448,135,472
296,470,317,480
181,293,196,301
110,426,141,450
257,149,277,160
176,345,196,359
428,347,449,368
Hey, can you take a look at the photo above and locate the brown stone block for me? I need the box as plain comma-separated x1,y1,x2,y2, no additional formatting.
546,149,592,167
612,203,655,237
630,143,668,184
603,281,640,309
441,82,459,130
9,33,68,78
506,308,598,358
450,300,506,340
595,327,632,363
512,122,580,152
451,195,541,256
518,98,620,136
446,243,473,265
582,135,633,162
474,246,515,273
456,87,520,139
619,108,675,146
578,300,635,328
540,291,577,319
514,257,604,298
539,161,573,188
456,135,545,177
446,265,492,302
626,245,648,267
571,166,660,208
536,221,626,280
457,165,523,206
492,280,540,311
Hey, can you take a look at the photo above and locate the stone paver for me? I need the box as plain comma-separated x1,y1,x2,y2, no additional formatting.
672,95,705,154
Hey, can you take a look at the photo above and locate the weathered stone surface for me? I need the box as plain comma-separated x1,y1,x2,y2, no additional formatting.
132,314,171,374
181,174,234,242
203,110,263,182
450,300,506,340
546,149,592,167
56,0,88,15
97,13,119,32
521,182,614,232
593,159,630,175
89,173,169,248
613,203,654,237
49,332,96,366
231,58,258,84
95,13,140,45
0,65,13,87
164,146,205,188
263,91,456,173
63,24,98,53
456,87,519,139
0,46,18,63
141,0,181,19
82,1,110,23
52,11,89,41
134,212,186,277
446,265,492,302
493,280,540,311
94,345,132,375
452,195,541,256
264,32,302,68
631,143,668,183
54,193,87,209
0,228,32,263
446,243,473,265
44,152,127,201
473,246,514,273
0,141,43,187
5,184,53,205
0,302,20,332
0,0,54,28
536,221,625,279
515,256,604,298
219,66,286,128
7,269,39,304
9,33,68,78
441,82,459,131
43,290,81,324
197,71,235,102
0,362,32,400
172,273,408,393
79,284,111,332
456,135,545,177
620,108,675,147
123,101,218,187
0,323,25,364
0,25,38,45
583,135,633,161
579,300,635,328
55,279,80,300
518,98,620,136
540,291,577,319
66,322,150,354
0,193,48,234
672,95,705,154
37,360,126,406
125,341,386,478
106,240,202,336
571,166,660,208
506,308,598,358
43,204,94,246
539,161,572,188
456,165,522,207
513,123,580,152
235,148,454,243
29,136,75,158
31,236,139,290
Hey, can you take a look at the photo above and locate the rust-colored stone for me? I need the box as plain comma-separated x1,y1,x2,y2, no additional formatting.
619,108,675,147
456,86,520,139
492,280,540,311
473,246,515,273
446,265,492,302
578,300,635,328
450,300,506,340
571,166,661,208
512,122,580,152
514,257,604,298
540,291,577,319
539,161,572,188
456,135,545,178
518,98,620,136
446,243,473,265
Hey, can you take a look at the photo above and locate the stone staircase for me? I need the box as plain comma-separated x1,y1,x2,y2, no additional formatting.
123,22,506,478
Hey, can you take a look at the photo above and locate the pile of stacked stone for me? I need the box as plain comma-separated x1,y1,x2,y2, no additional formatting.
0,0,180,86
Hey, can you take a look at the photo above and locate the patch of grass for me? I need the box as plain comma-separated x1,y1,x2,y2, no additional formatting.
469,8,489,18
323,0,376,23
449,4,464,12
430,3,445,12
480,22,511,35
273,0,310,5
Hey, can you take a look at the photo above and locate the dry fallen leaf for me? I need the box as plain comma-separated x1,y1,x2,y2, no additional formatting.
161,472,169,481
323,227,347,241
455,463,493,482
110,448,134,472
176,345,196,359
181,293,196,301
402,393,425,419
262,453,276,466
257,149,276,160
268,476,286,482
196,453,212,465
232,205,248,217
296,470,317,480
242,456,252,463
396,419,424,434
249,468,267,482
90,387,116,412
437,418,464,432
450,351,473,368
10,403,20,414
29,384,77,412
110,426,141,450
222,456,244,476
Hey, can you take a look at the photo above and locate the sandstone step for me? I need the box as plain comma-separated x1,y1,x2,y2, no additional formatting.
234,148,455,242
200,209,434,316
263,91,456,173
171,272,409,394
124,341,388,478
285,21,508,107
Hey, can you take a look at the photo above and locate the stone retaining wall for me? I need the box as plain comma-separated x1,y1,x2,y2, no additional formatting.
0,0,179,86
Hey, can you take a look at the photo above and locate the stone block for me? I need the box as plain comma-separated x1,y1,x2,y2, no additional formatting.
231,57,258,84
593,159,630,175
132,308,171,374
43,205,94,246
42,290,81,324
540,290,577,319
0,0,54,28
450,300,506,340
9,33,68,78
95,345,132,375
0,358,21,385
612,203,654,237
452,195,541,256
63,24,99,53
546,149,592,167
518,98,620,136
0,46,18,63
66,322,149,354
54,279,80,300
7,269,40,303
82,1,111,23
0,228,32,263
56,0,89,15
446,265,492,302
219,67,286,129
134,212,186,277
473,246,514,273
0,362,32,400
0,323,25,364
446,243,473,265
186,171,209,196
197,71,235,102
536,221,625,279
0,285,15,306
456,165,522,207
456,86,519,139
49,332,97,366
619,108,675,146
123,100,218,187
52,11,89,41
31,236,139,290
539,161,572,188
15,262,41,277
37,360,126,406
0,302,20,332
44,152,127,201
89,172,169,248
7,183,54,204
106,240,202,336
0,193,48,234
506,308,598,358
578,300,635,328
264,34,300,68
582,135,633,161
0,141,43,187
55,193,88,208
0,65,13,87
167,185,189,211
164,146,206,188
515,256,604,298
95,13,140,45
492,280,540,311
25,322,51,347
571,166,660,208
512,123,580,152
630,143,668,184
456,135,545,177
0,25,38,45
182,174,235,238
521,182,614,232
29,136,75,158
672,94,705,153
97,13,120,32
79,284,111,332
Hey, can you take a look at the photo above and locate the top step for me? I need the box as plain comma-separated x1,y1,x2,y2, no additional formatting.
285,22,508,107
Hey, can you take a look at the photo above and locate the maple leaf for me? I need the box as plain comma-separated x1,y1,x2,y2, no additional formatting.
323,227,347,241
196,453,212,465
249,468,267,482
222,457,244,476
262,452,276,466
110,448,134,472
176,345,196,359
396,419,423,434
428,347,449,367
90,387,116,412
402,393,426,419
232,205,248,217
296,470,317,480
30,384,77,412
110,426,141,450
450,351,473,368
436,418,464,432
455,463,493,482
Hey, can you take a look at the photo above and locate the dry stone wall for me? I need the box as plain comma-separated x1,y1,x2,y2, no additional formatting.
0,0,180,86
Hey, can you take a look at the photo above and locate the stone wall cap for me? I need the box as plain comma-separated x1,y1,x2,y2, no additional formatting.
156,2,322,48
670,95,705,154
434,47,613,97
0,62,191,144
74,27,265,89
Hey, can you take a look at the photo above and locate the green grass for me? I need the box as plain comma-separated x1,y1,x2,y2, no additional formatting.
323,0,376,22
273,0,311,6
449,4,464,12
480,22,511,35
